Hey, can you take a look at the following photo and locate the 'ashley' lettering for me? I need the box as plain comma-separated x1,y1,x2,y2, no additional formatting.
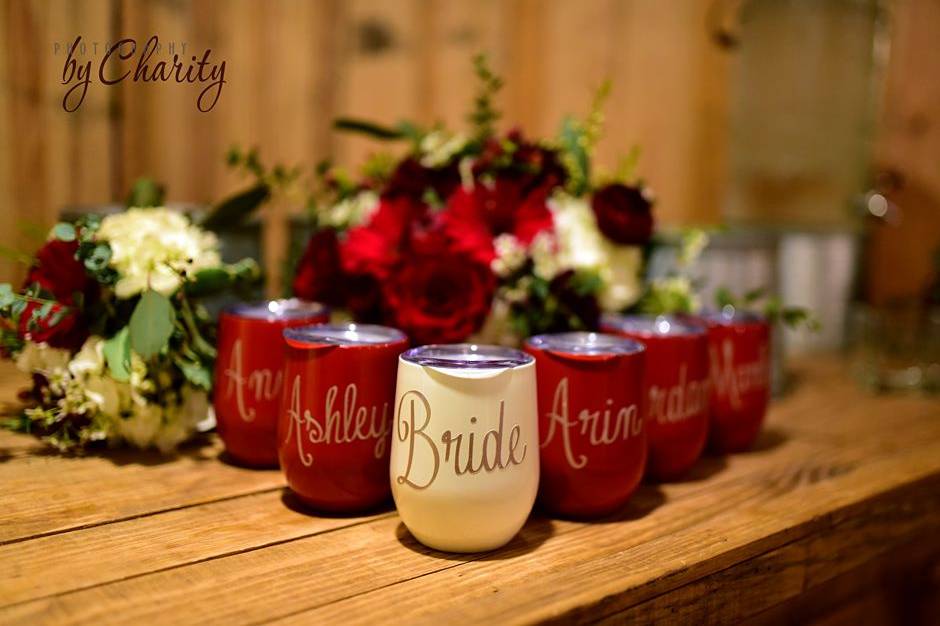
223,339,281,422
283,376,390,467
710,340,770,409
395,390,527,490
542,378,642,470
648,364,709,424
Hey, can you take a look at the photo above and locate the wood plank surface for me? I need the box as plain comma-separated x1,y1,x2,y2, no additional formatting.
0,354,937,624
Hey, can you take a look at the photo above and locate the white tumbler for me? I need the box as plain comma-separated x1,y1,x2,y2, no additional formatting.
390,344,539,552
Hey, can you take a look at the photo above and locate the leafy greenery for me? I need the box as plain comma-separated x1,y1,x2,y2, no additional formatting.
559,81,612,196
126,177,166,208
129,290,176,359
467,54,504,140
103,327,131,382
715,287,821,330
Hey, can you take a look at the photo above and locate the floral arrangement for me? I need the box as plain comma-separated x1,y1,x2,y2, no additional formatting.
0,207,258,451
289,57,682,346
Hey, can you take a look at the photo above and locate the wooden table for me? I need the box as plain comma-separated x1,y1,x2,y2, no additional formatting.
0,357,938,625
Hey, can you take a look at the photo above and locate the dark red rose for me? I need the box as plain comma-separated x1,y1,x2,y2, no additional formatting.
384,157,460,203
17,301,87,351
549,271,601,331
383,250,495,345
292,229,346,307
474,130,567,197
24,239,93,304
591,184,654,245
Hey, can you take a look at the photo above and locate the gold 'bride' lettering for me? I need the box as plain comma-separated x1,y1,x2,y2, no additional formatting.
395,390,527,490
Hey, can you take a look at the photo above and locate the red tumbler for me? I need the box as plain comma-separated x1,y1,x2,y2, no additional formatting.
279,323,408,512
697,311,772,453
525,332,647,518
601,314,710,481
214,299,329,467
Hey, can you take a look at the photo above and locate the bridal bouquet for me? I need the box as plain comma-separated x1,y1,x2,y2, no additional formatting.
291,57,683,345
0,207,258,451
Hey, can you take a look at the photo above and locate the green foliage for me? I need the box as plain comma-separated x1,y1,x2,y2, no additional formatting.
129,290,175,359
714,287,821,331
52,222,76,242
185,259,261,298
559,81,611,196
126,177,166,208
639,278,698,315
103,327,131,382
467,54,503,140
201,183,271,232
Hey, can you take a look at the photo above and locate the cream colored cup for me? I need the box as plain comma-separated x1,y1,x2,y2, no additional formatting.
390,344,539,552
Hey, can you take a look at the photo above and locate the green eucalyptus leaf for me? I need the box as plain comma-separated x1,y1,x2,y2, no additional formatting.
52,223,76,242
333,117,406,140
84,244,112,271
176,358,212,390
0,284,14,308
129,290,175,359
103,327,131,382
201,183,270,232
185,267,231,297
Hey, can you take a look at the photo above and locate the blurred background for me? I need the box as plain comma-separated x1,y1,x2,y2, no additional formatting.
1,0,938,379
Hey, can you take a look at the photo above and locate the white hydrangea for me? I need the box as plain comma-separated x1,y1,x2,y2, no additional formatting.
547,193,644,311
320,190,379,230
97,207,222,299
419,130,468,168
548,194,608,272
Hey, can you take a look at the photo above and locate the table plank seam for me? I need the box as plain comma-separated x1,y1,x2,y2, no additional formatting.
0,484,287,548
0,510,400,611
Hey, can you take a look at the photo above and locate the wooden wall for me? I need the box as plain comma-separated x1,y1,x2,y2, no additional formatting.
0,0,730,288
0,0,937,302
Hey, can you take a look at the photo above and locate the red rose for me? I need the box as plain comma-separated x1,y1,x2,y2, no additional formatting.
441,181,554,265
24,239,93,304
18,301,87,351
341,196,426,280
591,184,654,245
383,249,495,345
292,229,346,307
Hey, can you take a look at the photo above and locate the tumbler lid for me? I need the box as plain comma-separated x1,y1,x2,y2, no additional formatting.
526,332,644,358
698,307,766,325
402,344,533,370
225,298,329,321
284,323,407,348
600,314,705,337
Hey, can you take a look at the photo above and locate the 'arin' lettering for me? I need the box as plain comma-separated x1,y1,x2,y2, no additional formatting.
541,378,642,470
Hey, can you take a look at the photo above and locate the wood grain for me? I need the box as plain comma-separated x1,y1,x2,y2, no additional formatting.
0,351,937,625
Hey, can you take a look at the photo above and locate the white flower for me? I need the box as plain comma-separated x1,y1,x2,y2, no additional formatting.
68,337,105,378
84,375,124,417
547,193,645,311
491,234,527,277
15,342,71,374
599,244,644,311
530,231,561,281
321,190,379,230
119,403,163,449
548,194,608,272
420,130,468,168
97,207,222,299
